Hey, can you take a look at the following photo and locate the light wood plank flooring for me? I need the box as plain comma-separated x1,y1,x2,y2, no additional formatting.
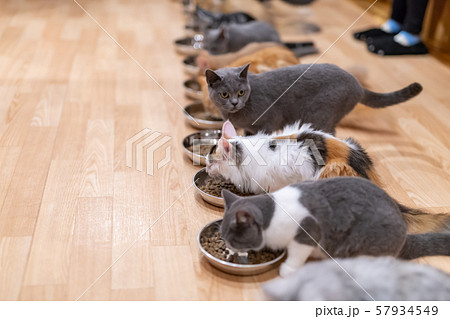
0,0,449,300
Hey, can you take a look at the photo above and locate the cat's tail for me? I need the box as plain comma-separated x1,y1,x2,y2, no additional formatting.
398,233,450,260
397,203,450,234
361,82,422,108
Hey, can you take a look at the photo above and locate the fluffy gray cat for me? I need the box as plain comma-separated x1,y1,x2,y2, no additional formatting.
220,177,450,277
262,256,450,301
204,21,281,54
206,63,422,134
192,6,255,33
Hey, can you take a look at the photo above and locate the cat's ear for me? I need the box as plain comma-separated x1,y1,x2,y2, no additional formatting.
239,63,251,79
197,6,211,16
218,27,227,40
222,189,239,207
218,137,232,158
205,69,221,86
196,6,212,20
236,210,254,226
222,120,237,139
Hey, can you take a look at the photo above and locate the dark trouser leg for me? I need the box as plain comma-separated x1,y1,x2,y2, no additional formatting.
391,0,407,24
403,0,429,35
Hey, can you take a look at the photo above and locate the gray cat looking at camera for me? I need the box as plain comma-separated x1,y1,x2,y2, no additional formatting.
206,63,422,135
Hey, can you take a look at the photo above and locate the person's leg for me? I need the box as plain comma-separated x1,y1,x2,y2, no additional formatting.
379,0,406,33
367,0,429,55
354,0,405,41
390,0,407,25
393,0,429,47
403,0,429,34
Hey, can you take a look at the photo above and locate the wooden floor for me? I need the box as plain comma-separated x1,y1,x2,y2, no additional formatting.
0,0,449,301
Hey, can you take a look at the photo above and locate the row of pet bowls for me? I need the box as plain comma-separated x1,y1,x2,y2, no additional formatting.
183,128,287,275
176,28,285,276
182,123,288,275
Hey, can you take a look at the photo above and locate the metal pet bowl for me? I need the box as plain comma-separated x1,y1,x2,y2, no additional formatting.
183,78,203,100
174,35,204,55
193,168,224,207
283,41,318,58
198,219,286,276
183,101,224,130
183,55,200,76
184,26,202,37
182,130,221,166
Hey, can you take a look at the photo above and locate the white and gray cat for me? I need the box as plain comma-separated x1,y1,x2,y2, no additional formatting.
263,256,450,301
204,21,280,54
206,63,422,135
220,177,450,277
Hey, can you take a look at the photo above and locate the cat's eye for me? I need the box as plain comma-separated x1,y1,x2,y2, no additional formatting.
238,90,245,97
220,92,229,99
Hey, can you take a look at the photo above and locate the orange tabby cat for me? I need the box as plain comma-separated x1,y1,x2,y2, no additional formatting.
198,46,300,118
196,42,281,74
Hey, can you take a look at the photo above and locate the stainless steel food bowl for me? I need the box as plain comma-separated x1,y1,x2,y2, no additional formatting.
182,130,221,166
184,26,199,37
183,55,200,76
183,78,203,100
198,219,286,276
174,35,203,55
183,101,224,130
193,168,224,207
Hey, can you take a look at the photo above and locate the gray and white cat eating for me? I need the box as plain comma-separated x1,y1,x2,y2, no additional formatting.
220,177,450,277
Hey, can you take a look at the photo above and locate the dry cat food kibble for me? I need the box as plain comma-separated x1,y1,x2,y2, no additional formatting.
187,144,213,156
200,231,283,264
200,178,254,197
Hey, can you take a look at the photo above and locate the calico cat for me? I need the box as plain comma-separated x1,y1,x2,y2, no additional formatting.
199,46,299,118
206,120,381,192
220,177,450,277
204,21,281,54
192,6,255,32
205,63,422,135
196,42,280,75
262,256,450,301
208,121,450,234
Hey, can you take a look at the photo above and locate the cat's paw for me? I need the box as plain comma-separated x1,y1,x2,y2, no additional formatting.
279,262,297,278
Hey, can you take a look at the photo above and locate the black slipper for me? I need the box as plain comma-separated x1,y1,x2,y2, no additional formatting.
367,36,428,56
353,28,394,41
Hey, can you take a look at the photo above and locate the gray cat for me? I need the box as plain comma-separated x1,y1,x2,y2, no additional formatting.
192,6,255,33
262,256,450,301
206,63,422,134
204,21,281,54
220,177,450,277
